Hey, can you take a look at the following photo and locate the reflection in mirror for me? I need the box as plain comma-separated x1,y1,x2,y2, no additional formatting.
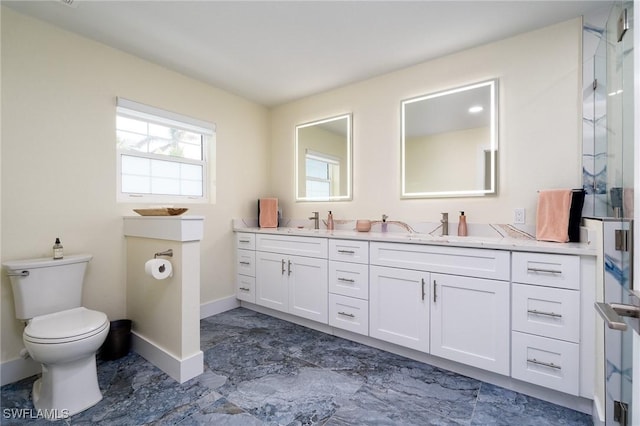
296,114,352,201
401,79,498,198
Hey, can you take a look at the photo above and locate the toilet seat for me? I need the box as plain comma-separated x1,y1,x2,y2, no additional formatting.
24,307,109,344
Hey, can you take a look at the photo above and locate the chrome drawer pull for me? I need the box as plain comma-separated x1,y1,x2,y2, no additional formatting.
527,309,562,318
337,249,355,254
239,261,251,265
527,267,562,275
6,270,29,277
338,311,355,318
338,277,355,283
239,239,251,243
527,358,561,370
239,287,251,292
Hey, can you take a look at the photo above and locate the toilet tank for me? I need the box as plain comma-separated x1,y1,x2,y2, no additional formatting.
3,254,93,320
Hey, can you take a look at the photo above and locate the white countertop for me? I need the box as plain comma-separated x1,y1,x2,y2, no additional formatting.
234,225,597,256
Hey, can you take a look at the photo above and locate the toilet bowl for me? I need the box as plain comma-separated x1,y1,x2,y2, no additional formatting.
24,307,109,419
3,254,110,420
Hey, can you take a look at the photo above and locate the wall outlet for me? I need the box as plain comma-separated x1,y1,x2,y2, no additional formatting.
514,208,526,224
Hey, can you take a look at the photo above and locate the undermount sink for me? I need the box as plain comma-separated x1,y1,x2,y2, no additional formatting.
407,234,500,244
279,227,321,234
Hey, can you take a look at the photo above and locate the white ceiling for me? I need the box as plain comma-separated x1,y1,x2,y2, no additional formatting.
4,0,612,107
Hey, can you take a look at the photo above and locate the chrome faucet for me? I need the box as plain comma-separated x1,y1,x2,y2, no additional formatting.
441,212,449,236
309,211,320,230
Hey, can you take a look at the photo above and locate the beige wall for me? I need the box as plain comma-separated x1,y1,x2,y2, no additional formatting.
0,8,269,362
270,18,582,224
405,127,490,193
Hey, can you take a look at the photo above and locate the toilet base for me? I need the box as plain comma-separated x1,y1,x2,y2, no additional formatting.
32,354,103,420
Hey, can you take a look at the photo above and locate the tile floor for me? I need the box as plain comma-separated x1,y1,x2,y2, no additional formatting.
1,307,592,425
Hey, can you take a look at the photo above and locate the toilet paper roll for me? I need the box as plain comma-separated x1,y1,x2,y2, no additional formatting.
145,258,172,280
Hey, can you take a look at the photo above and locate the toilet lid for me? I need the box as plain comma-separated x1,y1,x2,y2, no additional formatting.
24,307,109,343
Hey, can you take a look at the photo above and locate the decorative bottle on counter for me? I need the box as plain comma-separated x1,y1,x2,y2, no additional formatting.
457,212,467,237
327,211,334,230
53,237,63,259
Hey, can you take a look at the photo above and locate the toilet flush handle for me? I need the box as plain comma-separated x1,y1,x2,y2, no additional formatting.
6,270,29,277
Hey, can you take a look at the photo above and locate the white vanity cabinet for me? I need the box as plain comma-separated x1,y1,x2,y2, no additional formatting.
370,242,511,373
328,239,370,335
430,273,510,375
255,234,329,324
510,252,582,396
235,232,256,303
369,265,430,351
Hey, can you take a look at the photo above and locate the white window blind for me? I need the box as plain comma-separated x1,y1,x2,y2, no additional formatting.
116,97,215,203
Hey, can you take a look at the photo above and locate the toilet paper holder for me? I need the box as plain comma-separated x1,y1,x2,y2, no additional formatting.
154,249,173,259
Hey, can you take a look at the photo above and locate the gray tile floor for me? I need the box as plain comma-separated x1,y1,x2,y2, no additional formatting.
1,307,592,425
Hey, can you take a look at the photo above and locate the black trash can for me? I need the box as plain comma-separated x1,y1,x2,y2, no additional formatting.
100,319,132,360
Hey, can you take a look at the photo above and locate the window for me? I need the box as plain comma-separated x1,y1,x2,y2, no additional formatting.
305,150,340,199
116,97,215,203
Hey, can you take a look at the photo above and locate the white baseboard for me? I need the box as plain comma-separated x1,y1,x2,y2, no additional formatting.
1,356,41,386
131,331,203,384
200,295,239,319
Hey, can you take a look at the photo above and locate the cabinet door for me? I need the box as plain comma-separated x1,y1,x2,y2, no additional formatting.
289,255,328,323
369,266,429,352
430,273,510,375
255,251,288,312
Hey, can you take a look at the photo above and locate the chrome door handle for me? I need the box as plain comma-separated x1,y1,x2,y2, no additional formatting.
432,279,436,303
527,309,562,318
595,302,640,331
527,358,561,370
527,267,562,274
288,260,292,276
281,259,286,275
421,278,425,301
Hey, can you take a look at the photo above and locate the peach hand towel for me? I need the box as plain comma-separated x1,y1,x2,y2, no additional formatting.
259,198,278,228
536,189,572,242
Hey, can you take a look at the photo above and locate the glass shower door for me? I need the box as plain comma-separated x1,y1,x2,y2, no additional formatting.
596,2,637,425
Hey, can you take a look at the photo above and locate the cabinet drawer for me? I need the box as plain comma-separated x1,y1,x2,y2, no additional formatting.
236,232,256,250
511,331,579,396
256,234,327,258
236,274,255,303
512,252,579,290
329,239,369,264
329,261,369,300
512,284,579,342
237,249,256,276
370,242,510,280
328,293,369,336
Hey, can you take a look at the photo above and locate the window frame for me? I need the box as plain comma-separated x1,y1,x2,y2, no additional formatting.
115,97,215,204
304,150,340,199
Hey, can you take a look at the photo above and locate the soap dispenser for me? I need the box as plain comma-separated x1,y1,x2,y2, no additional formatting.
381,214,388,232
457,212,467,237
53,237,63,259
327,211,334,231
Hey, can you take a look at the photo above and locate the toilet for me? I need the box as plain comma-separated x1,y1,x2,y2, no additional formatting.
3,254,109,420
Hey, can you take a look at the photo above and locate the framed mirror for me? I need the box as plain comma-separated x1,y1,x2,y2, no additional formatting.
401,79,498,198
295,114,352,201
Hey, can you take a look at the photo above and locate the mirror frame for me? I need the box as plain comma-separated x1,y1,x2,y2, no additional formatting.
295,113,353,202
401,79,498,198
